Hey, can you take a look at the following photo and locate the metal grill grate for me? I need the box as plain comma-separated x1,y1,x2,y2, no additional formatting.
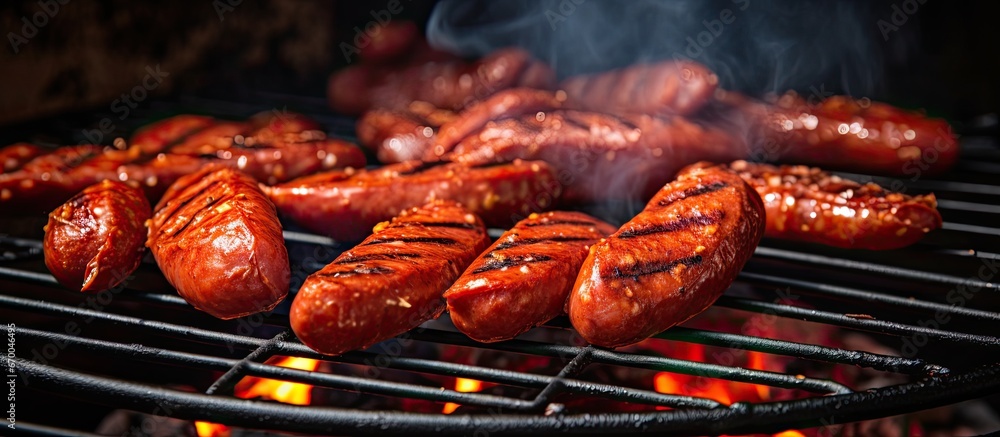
2,94,999,435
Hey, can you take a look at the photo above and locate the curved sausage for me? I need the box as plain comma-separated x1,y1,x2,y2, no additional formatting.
290,200,489,356
567,163,765,348
447,110,744,204
727,160,942,250
1,143,46,173
43,180,151,292
263,160,561,241
560,60,719,116
716,91,959,176
328,47,555,115
444,211,616,343
358,21,420,63
129,114,217,155
356,104,457,163
147,166,289,319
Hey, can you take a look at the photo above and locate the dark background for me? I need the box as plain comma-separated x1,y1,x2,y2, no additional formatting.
0,0,997,130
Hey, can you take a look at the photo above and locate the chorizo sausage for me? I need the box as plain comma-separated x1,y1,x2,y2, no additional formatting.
727,160,942,250
567,163,765,348
263,159,561,241
147,165,289,319
290,200,489,355
560,60,719,117
43,180,151,292
444,211,616,343
1,143,45,173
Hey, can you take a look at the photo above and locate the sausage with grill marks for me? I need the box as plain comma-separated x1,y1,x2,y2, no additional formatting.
129,114,217,155
43,180,151,292
356,102,458,163
727,160,942,250
567,163,765,348
444,211,616,343
290,200,489,356
263,160,561,241
147,165,290,319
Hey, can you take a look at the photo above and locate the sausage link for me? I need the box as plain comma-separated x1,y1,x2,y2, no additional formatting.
444,211,616,342
263,160,561,241
43,180,151,292
560,60,719,116
290,200,489,355
129,114,217,155
147,166,289,319
1,143,46,173
727,160,942,250
568,163,765,348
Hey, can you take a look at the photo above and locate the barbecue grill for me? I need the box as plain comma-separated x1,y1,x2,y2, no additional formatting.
1,91,999,436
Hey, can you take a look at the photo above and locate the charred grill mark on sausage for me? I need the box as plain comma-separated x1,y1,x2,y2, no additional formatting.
656,181,728,207
492,236,593,251
362,236,458,246
522,219,597,227
318,265,395,277
156,180,223,229
170,194,224,237
396,221,478,230
607,255,704,281
472,254,555,274
333,252,422,264
618,210,724,239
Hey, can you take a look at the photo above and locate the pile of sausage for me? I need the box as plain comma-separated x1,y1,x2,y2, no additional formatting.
19,21,957,355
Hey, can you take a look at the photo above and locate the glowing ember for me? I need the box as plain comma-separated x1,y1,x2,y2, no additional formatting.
195,356,320,437
773,431,807,437
235,356,320,405
442,377,484,414
194,421,230,437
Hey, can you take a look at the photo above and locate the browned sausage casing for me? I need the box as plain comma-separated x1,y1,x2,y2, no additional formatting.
263,160,561,241
1,143,45,173
560,60,719,116
43,180,151,292
568,164,765,348
444,211,616,343
727,160,942,250
147,165,289,319
290,200,489,356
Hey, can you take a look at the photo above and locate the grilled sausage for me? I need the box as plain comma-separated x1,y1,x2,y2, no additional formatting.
568,163,765,348
715,91,959,176
727,160,942,250
328,47,555,115
147,166,289,319
1,143,45,173
358,21,420,63
444,211,616,343
427,88,567,160
43,180,151,292
263,160,561,241
0,113,365,214
129,114,216,155
290,200,489,355
356,103,458,163
560,60,719,116
447,110,744,204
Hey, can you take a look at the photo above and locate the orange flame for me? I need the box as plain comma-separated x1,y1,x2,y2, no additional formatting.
194,421,231,437
235,356,320,405
773,431,807,437
442,377,484,414
195,356,320,437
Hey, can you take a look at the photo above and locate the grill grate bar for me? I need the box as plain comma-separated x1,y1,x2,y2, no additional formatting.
406,330,853,394
738,272,1000,322
654,327,945,376
753,246,998,291
715,296,1000,346
937,199,1000,214
205,331,294,396
941,222,1000,237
